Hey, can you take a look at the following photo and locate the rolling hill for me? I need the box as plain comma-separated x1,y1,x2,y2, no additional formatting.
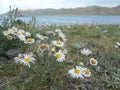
6,5,120,16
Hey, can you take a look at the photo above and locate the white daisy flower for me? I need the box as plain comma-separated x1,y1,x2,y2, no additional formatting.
24,38,35,44
25,31,31,37
51,47,56,53
115,45,119,48
81,48,92,56
38,43,49,52
3,31,10,36
52,40,64,47
14,53,23,63
20,53,36,68
83,68,91,77
68,66,84,78
36,34,48,40
58,31,67,42
47,31,55,35
7,35,13,40
40,35,48,40
55,28,61,32
8,28,15,34
18,35,26,41
18,53,23,57
96,26,100,30
12,27,18,32
79,62,84,67
54,50,65,62
17,29,25,35
36,33,40,38
90,58,98,66
115,42,120,48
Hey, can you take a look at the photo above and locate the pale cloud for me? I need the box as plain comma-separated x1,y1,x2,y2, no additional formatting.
0,0,120,14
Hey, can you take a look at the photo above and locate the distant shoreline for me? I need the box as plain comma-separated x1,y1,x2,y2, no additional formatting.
19,5,120,16
17,14,120,17
2,5,120,16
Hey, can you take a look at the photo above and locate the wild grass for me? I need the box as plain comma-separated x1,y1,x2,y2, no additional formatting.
0,24,120,90
0,9,120,90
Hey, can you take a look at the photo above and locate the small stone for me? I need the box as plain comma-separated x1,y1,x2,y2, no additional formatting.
0,57,7,61
5,48,23,57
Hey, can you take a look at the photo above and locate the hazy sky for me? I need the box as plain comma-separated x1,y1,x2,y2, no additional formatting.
0,0,120,14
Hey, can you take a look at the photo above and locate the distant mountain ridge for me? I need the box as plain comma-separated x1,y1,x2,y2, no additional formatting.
17,5,120,16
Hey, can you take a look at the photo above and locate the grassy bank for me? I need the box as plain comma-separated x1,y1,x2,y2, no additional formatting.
0,23,120,90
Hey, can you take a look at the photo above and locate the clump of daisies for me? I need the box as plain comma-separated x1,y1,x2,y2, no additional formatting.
35,28,67,63
3,27,18,40
69,47,98,78
81,48,98,66
68,58,98,78
80,48,98,66
68,65,91,79
3,27,34,44
12,27,67,69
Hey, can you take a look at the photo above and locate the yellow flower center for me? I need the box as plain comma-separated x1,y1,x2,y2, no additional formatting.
50,31,54,35
41,35,45,39
84,69,89,75
56,53,61,59
57,41,62,45
83,52,87,56
7,35,13,40
51,48,55,52
12,27,17,30
24,57,30,62
26,38,33,42
40,44,47,49
17,32,23,35
9,29,14,33
74,69,80,74
3,31,9,35
91,58,97,64
79,63,84,66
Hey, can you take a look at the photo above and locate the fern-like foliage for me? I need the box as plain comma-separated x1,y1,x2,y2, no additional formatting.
72,42,84,50
106,69,120,89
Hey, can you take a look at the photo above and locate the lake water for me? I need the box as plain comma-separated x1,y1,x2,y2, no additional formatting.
3,15,120,25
